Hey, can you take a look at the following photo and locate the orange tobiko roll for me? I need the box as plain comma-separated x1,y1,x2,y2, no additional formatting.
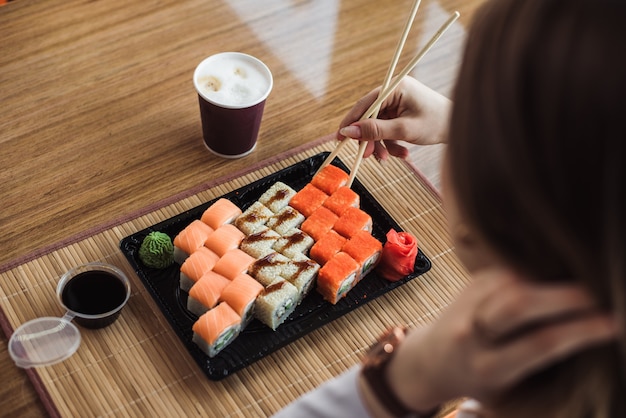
289,184,328,218
341,230,383,279
333,207,372,238
309,230,347,265
311,164,350,195
317,252,359,304
323,186,360,216
301,206,338,241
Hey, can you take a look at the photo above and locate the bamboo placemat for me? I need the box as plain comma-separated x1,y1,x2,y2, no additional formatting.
0,138,470,418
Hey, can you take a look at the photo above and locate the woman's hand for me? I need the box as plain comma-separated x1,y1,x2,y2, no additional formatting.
383,269,617,413
337,76,451,161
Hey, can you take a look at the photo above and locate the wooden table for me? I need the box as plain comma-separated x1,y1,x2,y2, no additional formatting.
1,0,485,415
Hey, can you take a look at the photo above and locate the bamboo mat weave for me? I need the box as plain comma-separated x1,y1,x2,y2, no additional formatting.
0,139,470,418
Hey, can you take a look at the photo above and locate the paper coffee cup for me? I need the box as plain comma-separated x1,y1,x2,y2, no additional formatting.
194,52,273,158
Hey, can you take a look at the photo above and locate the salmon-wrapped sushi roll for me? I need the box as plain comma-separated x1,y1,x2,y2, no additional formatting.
288,184,328,218
255,279,299,330
240,226,281,259
333,207,373,238
323,186,360,216
205,224,245,257
192,302,241,358
317,252,360,304
341,230,383,279
248,252,291,286
212,248,256,280
234,201,274,235
219,273,264,326
309,230,347,265
301,206,338,241
173,220,214,264
200,198,242,230
272,228,314,259
180,246,220,292
311,165,349,195
281,253,320,299
258,181,297,213
187,271,231,316
266,206,305,235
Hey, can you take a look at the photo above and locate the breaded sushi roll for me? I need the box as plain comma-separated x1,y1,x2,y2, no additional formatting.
258,181,297,213
272,228,314,258
212,248,256,280
288,184,328,218
187,271,231,316
240,226,281,259
234,201,274,235
204,224,245,257
192,302,241,358
309,230,347,265
341,230,383,279
311,164,349,195
323,186,360,216
281,253,320,299
301,206,338,241
255,279,299,330
180,246,220,292
219,273,264,326
173,220,214,264
248,252,291,286
266,206,305,235
200,198,242,230
317,252,360,304
333,207,373,238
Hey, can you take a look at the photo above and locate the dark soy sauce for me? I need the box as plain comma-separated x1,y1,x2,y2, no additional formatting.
61,271,127,315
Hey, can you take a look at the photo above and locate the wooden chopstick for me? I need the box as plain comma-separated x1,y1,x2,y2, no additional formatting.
347,0,423,186
346,11,460,186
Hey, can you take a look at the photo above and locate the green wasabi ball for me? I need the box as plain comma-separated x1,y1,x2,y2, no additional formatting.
139,231,174,269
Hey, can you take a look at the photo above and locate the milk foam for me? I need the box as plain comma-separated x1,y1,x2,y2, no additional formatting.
195,53,272,108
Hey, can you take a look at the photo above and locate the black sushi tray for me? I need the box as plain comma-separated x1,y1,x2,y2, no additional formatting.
119,152,431,380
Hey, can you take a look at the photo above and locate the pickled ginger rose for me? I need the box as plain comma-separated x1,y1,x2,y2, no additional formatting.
377,229,418,281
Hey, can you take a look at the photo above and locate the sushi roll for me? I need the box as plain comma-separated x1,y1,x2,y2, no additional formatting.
180,246,220,292
255,279,299,330
332,207,373,238
300,206,338,241
234,201,274,235
341,230,383,279
240,226,281,259
288,184,328,218
187,271,231,316
311,164,349,195
192,302,241,358
173,220,214,264
204,224,245,257
200,198,242,230
309,230,347,266
323,186,360,216
317,252,360,304
258,181,297,213
248,252,291,286
281,253,320,299
212,248,257,280
272,228,314,259
219,273,264,326
266,206,305,235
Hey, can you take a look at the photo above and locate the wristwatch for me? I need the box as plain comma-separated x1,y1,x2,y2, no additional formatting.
361,326,439,418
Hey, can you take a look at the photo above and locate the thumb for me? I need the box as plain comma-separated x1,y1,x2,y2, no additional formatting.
340,118,415,144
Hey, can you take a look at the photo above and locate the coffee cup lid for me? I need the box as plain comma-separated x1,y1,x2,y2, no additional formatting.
9,316,81,368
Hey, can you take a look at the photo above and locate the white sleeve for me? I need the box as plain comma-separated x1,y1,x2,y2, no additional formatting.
272,365,371,418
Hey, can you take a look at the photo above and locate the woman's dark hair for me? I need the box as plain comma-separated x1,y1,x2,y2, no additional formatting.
448,0,625,416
